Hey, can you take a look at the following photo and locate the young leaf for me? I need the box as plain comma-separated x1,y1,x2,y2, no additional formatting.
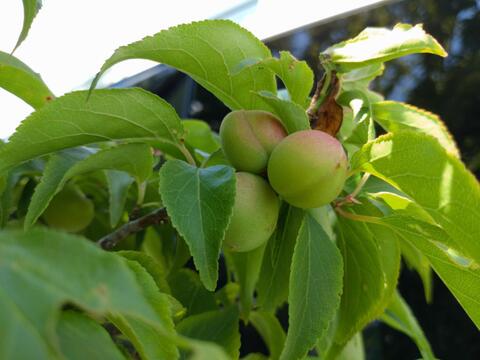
25,143,153,229
226,244,266,319
255,91,310,133
280,214,343,360
323,23,447,72
352,131,480,265
381,291,435,360
158,160,236,290
0,229,172,359
0,88,184,173
372,101,459,157
177,306,241,359
168,269,217,316
106,170,134,227
56,311,126,360
0,50,54,109
250,311,286,360
257,204,304,311
339,63,384,90
183,119,220,154
92,20,276,111
13,0,43,53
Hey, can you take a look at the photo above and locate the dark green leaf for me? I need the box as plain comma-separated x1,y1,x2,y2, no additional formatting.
323,23,447,72
250,311,286,360
92,20,276,111
280,215,343,360
57,311,125,360
0,50,53,108
0,88,184,173
257,204,304,311
381,291,435,359
106,170,134,227
159,160,236,290
13,0,42,52
177,306,241,359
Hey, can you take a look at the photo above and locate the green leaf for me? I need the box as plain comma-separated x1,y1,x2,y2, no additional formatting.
25,143,153,229
381,291,435,360
182,338,231,360
226,244,266,319
241,51,313,108
250,312,286,360
168,269,217,316
106,170,134,227
0,229,173,359
255,91,310,133
372,101,459,157
400,240,433,302
323,23,447,72
336,333,365,360
280,214,343,360
0,50,54,109
13,0,42,52
92,20,276,111
177,306,241,359
352,131,480,265
110,259,179,360
183,119,220,154
56,311,125,360
0,88,184,173
339,63,384,90
159,160,236,290
257,204,304,311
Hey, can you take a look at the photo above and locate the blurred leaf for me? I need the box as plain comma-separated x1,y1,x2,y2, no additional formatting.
0,50,53,108
183,120,220,154
92,20,276,111
250,311,286,360
56,311,125,360
159,160,236,290
323,23,447,71
105,170,134,227
0,88,184,173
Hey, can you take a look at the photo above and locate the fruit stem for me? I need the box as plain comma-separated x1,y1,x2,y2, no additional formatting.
335,173,370,208
179,144,197,166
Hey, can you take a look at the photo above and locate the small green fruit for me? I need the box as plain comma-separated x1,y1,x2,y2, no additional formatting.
267,130,348,209
43,185,95,232
224,172,280,252
220,110,287,174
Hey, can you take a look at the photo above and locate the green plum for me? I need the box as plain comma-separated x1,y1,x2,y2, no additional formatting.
43,185,95,232
267,130,348,209
220,110,287,174
224,172,280,252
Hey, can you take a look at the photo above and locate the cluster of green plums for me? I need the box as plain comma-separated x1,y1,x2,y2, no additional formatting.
220,110,348,252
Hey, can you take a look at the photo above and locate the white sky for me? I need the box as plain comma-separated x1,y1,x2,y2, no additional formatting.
0,0,383,138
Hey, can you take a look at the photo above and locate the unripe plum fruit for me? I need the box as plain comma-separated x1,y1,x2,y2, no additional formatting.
224,172,280,252
267,130,348,209
43,185,95,232
220,110,287,174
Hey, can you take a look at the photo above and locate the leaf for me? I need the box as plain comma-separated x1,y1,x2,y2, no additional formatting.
280,214,343,360
159,160,236,290
381,291,435,359
323,23,447,72
0,88,184,173
92,20,276,111
352,131,480,265
109,259,179,360
25,143,153,229
0,229,173,359
183,339,231,360
336,333,365,360
177,306,241,359
106,170,134,227
168,269,217,316
56,311,125,360
0,50,54,109
250,312,286,360
255,91,310,134
183,120,220,154
339,63,384,89
226,244,266,319
372,101,459,157
257,204,304,311
13,0,42,52
312,74,343,136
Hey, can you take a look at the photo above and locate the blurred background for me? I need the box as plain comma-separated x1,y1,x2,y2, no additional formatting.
1,0,479,358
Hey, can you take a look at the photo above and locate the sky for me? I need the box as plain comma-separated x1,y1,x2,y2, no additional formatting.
0,0,383,138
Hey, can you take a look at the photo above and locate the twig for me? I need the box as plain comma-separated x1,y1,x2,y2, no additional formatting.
334,173,371,208
97,207,168,250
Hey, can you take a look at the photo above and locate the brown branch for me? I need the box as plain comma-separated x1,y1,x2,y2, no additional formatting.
97,207,168,250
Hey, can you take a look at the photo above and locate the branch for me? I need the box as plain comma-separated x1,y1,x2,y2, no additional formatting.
97,207,168,250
